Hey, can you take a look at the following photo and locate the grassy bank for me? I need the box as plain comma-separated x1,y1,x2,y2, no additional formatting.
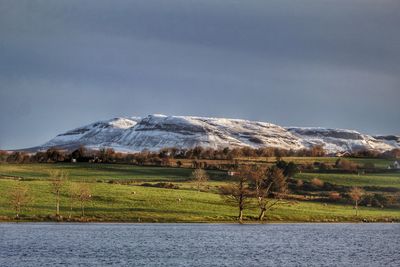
0,163,399,223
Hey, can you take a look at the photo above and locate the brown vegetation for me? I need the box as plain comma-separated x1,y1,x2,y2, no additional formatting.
256,167,290,221
218,164,291,222
311,178,324,188
218,166,252,223
70,183,92,217
329,192,341,201
192,168,209,191
335,159,358,172
349,187,365,216
49,170,67,218
9,183,32,219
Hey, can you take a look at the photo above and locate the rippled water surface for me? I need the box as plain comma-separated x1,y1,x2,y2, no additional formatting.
0,223,399,266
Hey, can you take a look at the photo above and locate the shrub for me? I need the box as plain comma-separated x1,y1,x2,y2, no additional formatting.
362,162,376,170
329,192,341,201
301,163,314,171
386,194,400,207
362,193,389,207
311,178,324,187
318,163,333,171
296,179,304,188
335,159,358,172
140,182,179,189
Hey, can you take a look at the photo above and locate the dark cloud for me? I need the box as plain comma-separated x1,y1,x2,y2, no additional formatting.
0,0,399,149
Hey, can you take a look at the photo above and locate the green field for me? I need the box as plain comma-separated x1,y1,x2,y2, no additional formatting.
0,163,226,182
0,163,399,223
296,172,400,188
239,157,395,169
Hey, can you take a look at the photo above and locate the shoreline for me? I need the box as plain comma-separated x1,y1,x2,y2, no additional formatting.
1,218,398,224
1,221,399,225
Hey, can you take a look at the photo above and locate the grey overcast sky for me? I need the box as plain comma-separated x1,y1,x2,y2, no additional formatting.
0,0,399,149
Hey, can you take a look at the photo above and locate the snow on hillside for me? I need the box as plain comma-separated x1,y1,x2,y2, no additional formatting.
373,135,400,148
112,114,304,151
287,127,396,153
42,117,141,150
29,114,399,153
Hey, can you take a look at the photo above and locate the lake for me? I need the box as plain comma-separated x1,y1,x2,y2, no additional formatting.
0,223,399,266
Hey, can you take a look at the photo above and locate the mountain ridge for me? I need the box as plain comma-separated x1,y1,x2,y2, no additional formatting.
21,114,400,154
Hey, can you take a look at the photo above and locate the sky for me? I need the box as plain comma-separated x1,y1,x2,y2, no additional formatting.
0,0,399,149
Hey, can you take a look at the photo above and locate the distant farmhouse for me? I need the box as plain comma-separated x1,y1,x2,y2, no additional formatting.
335,151,351,157
388,161,400,170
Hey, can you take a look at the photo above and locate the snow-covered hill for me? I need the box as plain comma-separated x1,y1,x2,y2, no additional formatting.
26,114,399,153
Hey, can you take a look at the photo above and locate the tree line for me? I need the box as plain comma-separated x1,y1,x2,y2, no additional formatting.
1,145,398,166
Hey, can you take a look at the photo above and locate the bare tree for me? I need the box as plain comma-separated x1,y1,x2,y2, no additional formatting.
67,182,76,219
192,168,209,191
49,170,67,218
349,187,365,216
254,166,290,222
219,166,252,223
70,183,92,217
241,165,268,220
9,183,32,219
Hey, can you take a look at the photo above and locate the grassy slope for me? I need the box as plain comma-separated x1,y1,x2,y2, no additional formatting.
0,179,399,223
0,163,225,182
295,172,400,188
238,157,395,169
0,163,399,222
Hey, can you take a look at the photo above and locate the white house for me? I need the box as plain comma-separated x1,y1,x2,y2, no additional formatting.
393,161,400,169
388,161,400,170
227,171,240,176
335,151,351,157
